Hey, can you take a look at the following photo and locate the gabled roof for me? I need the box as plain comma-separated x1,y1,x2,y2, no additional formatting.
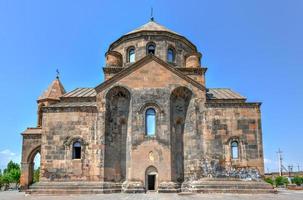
206,88,246,100
38,77,66,102
62,87,246,101
125,20,179,36
95,54,206,92
62,88,95,98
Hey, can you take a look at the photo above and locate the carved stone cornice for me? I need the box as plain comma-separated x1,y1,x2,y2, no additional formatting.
176,67,207,75
109,31,197,52
205,102,262,108
103,67,123,74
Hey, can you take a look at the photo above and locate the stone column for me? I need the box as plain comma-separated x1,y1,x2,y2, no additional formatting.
20,162,34,190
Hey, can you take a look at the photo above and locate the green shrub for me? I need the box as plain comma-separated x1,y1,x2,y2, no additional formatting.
291,176,303,186
275,176,289,187
264,177,274,185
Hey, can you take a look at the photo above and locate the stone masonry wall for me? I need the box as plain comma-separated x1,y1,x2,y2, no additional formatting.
96,59,206,188
41,107,100,182
198,104,264,180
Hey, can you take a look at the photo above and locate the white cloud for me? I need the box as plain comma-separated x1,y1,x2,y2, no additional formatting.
0,149,21,170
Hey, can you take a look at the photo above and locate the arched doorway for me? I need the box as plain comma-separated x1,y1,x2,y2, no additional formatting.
32,152,41,184
145,166,158,191
27,146,41,186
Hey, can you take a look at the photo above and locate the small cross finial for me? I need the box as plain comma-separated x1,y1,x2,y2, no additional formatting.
150,7,154,21
56,69,60,79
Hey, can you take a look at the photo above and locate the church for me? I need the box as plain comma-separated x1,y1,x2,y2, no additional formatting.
20,19,274,194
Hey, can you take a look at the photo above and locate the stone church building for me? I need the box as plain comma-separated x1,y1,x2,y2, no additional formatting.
20,20,273,194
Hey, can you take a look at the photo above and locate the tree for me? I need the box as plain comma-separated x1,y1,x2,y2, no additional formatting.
1,160,21,190
33,167,40,183
1,173,11,191
3,161,20,174
0,169,3,190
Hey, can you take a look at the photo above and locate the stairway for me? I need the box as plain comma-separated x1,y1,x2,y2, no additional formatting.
26,181,122,195
181,179,277,194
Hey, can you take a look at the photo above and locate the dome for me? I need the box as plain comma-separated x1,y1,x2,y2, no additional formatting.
125,20,180,36
107,20,199,68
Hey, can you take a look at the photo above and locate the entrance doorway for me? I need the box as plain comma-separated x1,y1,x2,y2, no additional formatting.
145,166,158,191
147,174,156,190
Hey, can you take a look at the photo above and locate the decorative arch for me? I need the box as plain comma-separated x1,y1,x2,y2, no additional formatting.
146,42,156,55
63,136,87,160
167,46,176,63
104,86,131,182
27,145,41,164
126,46,136,63
170,86,193,183
226,137,242,161
138,101,164,114
63,136,88,147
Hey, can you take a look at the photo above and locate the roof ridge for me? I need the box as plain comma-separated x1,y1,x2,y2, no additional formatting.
125,21,179,36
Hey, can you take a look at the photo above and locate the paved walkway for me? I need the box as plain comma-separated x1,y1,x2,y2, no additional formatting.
0,190,303,200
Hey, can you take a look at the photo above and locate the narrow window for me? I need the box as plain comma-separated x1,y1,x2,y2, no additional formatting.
147,44,156,55
72,141,81,159
146,108,156,136
231,141,239,159
167,48,175,63
128,48,135,63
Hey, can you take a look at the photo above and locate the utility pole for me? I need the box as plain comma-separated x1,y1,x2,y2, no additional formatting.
288,165,293,177
277,149,283,176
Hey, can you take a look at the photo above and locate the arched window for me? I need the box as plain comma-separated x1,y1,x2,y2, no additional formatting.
167,48,175,63
128,47,135,63
72,141,81,159
147,43,156,55
231,141,239,159
146,108,156,136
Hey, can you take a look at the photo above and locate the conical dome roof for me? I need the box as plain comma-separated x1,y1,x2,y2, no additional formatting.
38,77,66,102
125,20,179,36
108,20,197,52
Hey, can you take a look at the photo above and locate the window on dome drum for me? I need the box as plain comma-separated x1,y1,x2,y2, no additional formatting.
231,141,239,159
167,48,175,63
128,48,135,63
72,141,81,159
146,108,156,136
147,44,156,55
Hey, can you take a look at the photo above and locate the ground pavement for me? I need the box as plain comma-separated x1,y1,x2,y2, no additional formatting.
0,190,303,200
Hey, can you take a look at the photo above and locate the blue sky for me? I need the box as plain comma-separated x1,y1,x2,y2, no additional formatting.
0,0,302,172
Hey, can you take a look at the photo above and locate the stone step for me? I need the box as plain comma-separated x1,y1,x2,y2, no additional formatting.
26,188,121,195
27,182,122,195
189,188,277,194
182,180,276,194
188,184,273,189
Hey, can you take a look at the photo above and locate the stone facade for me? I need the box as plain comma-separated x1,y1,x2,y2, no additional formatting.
20,20,272,194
